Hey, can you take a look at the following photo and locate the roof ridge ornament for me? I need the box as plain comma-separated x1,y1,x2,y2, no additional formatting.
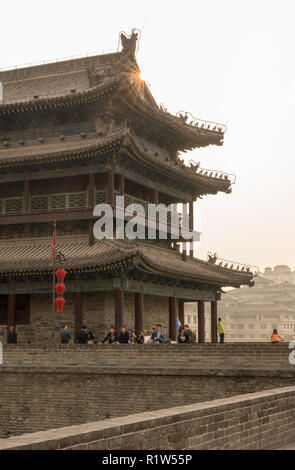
119,28,141,57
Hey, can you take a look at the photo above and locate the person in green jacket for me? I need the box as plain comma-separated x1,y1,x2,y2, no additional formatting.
217,318,225,343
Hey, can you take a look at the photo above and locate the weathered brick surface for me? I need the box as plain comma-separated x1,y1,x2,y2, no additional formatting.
0,293,170,345
0,363,295,438
2,343,293,368
1,386,295,450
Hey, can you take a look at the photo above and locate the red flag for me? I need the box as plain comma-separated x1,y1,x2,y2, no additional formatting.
51,226,56,260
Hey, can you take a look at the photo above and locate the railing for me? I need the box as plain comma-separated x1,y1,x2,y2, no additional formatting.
0,190,182,227
30,191,88,212
0,196,23,215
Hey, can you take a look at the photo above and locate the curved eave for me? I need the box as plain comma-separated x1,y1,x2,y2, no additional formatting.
0,73,225,150
122,78,225,149
138,256,253,289
125,134,231,195
0,130,231,196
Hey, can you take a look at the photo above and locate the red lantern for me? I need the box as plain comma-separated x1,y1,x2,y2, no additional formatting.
55,297,66,313
55,283,66,295
56,268,66,281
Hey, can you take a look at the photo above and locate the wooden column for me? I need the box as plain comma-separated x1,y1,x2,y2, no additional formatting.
189,201,194,257
135,292,144,333
24,179,30,212
178,299,185,329
115,289,124,333
74,292,84,340
88,173,95,209
211,301,218,344
198,301,205,343
88,220,94,246
8,294,16,328
153,188,159,205
119,174,125,196
169,296,177,341
108,169,115,205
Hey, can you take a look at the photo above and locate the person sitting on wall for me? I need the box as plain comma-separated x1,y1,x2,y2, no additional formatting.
143,329,151,344
88,331,97,344
178,324,194,343
76,325,89,344
151,324,164,344
136,330,145,344
271,329,283,344
100,326,118,344
118,326,130,344
60,324,72,344
130,330,137,344
7,325,17,344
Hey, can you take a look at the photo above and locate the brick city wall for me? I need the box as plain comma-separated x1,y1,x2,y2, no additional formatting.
1,364,295,439
1,385,295,450
2,343,293,368
0,293,170,345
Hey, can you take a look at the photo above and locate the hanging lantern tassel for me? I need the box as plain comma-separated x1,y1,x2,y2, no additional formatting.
55,283,66,296
56,268,66,281
55,297,66,313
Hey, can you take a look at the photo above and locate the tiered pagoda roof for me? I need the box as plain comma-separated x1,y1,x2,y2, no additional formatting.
0,236,253,288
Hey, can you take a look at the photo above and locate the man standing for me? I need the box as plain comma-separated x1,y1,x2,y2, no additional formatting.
60,325,72,344
7,325,17,344
217,318,225,344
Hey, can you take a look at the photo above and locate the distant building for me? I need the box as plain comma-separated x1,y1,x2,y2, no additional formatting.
184,268,295,342
263,265,295,285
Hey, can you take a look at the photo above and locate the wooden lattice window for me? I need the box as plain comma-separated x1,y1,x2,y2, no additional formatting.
0,295,8,325
95,189,107,205
15,295,30,325
31,195,49,212
50,194,67,210
68,192,87,209
0,197,23,214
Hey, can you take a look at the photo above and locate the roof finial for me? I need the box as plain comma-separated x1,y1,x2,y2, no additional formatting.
119,29,140,57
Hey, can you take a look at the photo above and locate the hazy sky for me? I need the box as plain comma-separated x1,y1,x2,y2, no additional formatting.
0,0,294,271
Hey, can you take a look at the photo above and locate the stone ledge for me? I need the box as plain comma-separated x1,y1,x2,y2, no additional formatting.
1,364,295,377
1,385,295,450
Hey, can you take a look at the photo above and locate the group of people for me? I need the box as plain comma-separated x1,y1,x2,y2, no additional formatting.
60,323,198,345
4,319,284,345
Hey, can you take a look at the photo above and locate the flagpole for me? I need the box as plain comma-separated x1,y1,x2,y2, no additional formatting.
51,220,56,345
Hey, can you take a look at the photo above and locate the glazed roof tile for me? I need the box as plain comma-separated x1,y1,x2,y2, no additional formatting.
0,237,253,288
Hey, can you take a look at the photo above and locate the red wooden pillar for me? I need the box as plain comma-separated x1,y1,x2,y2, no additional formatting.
198,301,205,343
115,289,124,333
108,169,115,205
153,188,159,205
8,294,16,328
119,174,125,196
169,296,177,341
135,292,144,333
24,179,30,212
178,299,184,329
189,201,194,257
74,292,84,340
211,301,218,344
88,220,94,246
88,173,95,209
